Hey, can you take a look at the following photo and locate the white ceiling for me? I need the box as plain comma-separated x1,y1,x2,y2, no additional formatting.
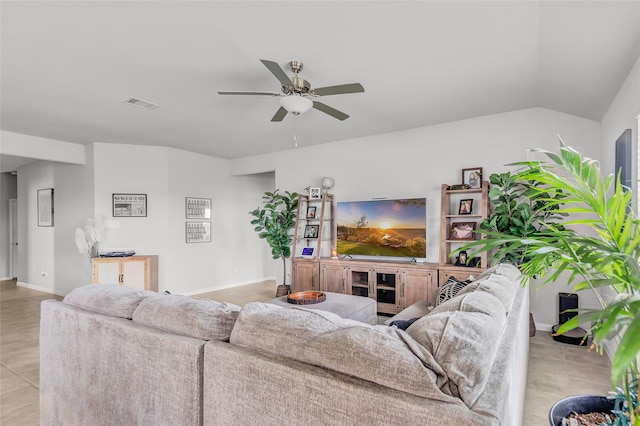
1,1,639,172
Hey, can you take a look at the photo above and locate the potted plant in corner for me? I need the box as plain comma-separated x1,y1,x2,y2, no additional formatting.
460,141,639,425
249,189,299,297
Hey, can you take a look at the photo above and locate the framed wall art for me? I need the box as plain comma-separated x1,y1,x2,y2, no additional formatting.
37,188,54,227
186,221,211,243
186,197,211,219
458,199,473,215
304,224,319,238
462,167,483,189
113,194,147,217
449,222,476,240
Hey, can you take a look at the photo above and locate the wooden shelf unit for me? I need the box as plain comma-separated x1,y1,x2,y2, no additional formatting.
439,181,489,285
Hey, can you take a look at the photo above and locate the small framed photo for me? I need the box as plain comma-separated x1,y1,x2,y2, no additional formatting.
186,197,211,219
309,187,321,200
37,188,54,227
186,221,211,243
458,199,473,215
449,222,476,240
304,224,319,238
462,167,483,189
306,206,317,219
113,193,147,217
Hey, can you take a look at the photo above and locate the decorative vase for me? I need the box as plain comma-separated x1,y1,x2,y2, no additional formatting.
275,284,291,297
89,243,100,259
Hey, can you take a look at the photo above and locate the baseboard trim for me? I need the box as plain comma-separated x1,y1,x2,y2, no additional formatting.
181,277,276,296
16,281,66,297
0,276,14,281
535,322,554,332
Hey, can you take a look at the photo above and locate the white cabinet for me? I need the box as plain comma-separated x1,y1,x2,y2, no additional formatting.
91,255,158,291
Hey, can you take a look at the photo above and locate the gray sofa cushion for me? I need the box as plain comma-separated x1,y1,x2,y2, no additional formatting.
132,293,240,342
63,283,148,319
456,274,516,312
230,302,458,403
406,291,505,408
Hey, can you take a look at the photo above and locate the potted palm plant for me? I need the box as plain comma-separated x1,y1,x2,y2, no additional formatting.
249,189,299,297
459,141,639,425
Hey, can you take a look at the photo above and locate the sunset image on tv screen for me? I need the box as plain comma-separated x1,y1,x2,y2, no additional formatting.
336,198,426,258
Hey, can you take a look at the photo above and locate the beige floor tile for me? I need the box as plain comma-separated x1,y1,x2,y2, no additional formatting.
0,385,39,413
0,401,39,426
19,369,39,387
0,367,32,395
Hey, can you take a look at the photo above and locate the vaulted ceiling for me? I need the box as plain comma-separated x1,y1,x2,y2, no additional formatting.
1,1,639,172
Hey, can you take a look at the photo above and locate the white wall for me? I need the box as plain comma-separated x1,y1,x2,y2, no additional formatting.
91,143,273,294
17,161,56,292
0,172,18,279
598,53,640,358
232,107,602,327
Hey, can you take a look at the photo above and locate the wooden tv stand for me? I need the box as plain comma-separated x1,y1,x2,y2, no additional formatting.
292,258,438,315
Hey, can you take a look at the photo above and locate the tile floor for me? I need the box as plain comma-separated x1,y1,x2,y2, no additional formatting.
1,279,611,426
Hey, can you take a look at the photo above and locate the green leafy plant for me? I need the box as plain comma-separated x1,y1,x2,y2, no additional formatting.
460,141,640,425
249,190,299,291
479,170,566,265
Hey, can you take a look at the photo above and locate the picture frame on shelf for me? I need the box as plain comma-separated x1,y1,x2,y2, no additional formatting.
304,224,319,238
458,199,473,215
449,222,476,240
37,188,54,227
309,187,321,200
306,206,317,219
185,197,211,219
186,221,211,243
462,167,483,189
113,193,147,217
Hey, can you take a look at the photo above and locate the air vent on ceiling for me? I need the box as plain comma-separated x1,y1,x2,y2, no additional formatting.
121,97,159,110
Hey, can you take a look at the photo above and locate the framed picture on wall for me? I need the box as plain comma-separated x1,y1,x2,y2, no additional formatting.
113,194,147,217
186,197,211,219
37,188,54,227
186,221,211,243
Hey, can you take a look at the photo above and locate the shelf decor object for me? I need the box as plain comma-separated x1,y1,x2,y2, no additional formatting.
113,194,147,217
37,188,54,227
185,221,211,243
461,167,483,189
186,197,211,219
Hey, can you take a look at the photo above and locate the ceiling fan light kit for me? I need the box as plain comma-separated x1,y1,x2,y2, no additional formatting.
218,59,364,122
280,95,313,115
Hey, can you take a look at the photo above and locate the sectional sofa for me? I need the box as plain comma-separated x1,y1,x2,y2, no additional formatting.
40,263,529,425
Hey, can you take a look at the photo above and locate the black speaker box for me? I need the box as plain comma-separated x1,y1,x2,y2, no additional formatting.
558,292,578,324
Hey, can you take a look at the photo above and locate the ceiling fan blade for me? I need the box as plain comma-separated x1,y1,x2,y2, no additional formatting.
312,101,349,121
260,60,293,87
217,90,280,96
313,83,364,96
271,107,288,122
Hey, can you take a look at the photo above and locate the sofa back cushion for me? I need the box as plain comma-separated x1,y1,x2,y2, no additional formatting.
132,293,240,341
63,284,148,319
406,291,506,408
230,302,459,403
456,273,517,312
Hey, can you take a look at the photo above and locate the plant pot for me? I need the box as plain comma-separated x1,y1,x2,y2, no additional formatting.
275,284,291,297
548,395,614,426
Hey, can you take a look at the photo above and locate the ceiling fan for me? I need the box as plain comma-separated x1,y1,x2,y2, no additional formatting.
217,59,365,122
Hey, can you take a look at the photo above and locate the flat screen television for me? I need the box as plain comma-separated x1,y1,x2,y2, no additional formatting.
336,198,426,258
